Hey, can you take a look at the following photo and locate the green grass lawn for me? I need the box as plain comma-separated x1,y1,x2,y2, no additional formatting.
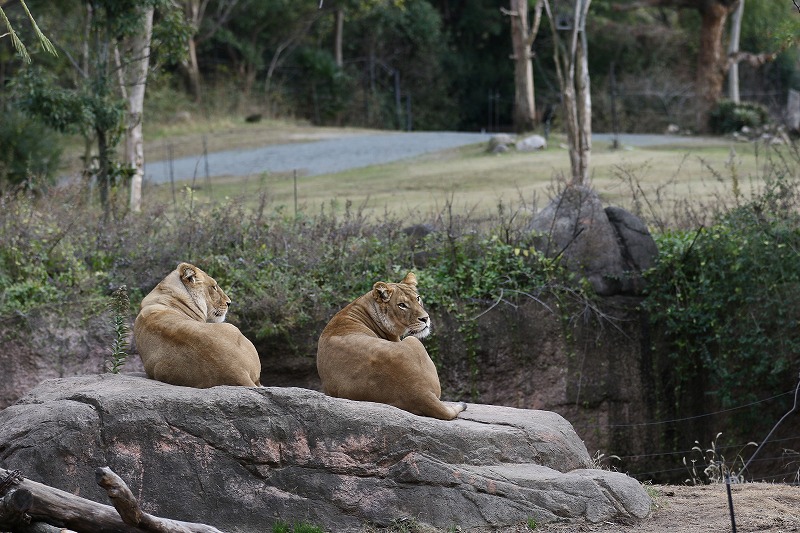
139,125,774,228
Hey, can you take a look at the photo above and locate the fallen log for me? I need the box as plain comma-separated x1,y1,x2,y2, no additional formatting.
0,467,224,533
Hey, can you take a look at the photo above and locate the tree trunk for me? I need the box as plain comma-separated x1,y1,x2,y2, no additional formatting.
509,0,537,133
576,28,591,184
182,36,203,102
694,1,735,132
544,0,592,186
123,6,154,213
612,1,745,133
96,125,110,222
334,8,344,68
727,0,744,103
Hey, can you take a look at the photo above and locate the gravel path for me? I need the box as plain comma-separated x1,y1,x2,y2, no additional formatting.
144,131,491,184
143,131,713,184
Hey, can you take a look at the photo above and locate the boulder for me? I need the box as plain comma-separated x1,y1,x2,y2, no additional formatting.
529,185,657,296
0,375,651,532
516,134,547,152
487,133,515,153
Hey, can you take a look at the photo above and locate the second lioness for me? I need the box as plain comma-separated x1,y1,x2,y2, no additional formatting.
317,272,466,420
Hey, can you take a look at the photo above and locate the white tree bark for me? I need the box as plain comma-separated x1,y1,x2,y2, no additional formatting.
543,0,592,186
727,0,744,103
122,6,154,213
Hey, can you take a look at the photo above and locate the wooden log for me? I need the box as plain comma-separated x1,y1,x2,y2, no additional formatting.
0,467,224,533
95,467,222,533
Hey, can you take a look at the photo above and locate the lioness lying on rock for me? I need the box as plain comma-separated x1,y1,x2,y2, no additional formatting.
317,272,466,420
134,262,262,388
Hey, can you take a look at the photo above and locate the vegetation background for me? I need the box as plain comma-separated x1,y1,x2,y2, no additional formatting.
1,0,800,496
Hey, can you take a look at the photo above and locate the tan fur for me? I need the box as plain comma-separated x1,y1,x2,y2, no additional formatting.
134,262,262,388
317,272,466,420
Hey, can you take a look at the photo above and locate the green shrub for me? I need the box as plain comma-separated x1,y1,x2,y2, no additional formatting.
272,521,324,533
708,99,769,134
0,109,63,190
643,174,800,410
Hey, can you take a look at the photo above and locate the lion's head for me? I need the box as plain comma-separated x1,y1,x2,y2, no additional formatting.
142,262,232,324
177,263,231,323
372,272,431,340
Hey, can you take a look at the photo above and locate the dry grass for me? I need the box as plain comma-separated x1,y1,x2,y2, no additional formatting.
139,124,770,226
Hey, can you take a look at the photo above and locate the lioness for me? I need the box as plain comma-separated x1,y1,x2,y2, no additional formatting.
317,272,466,420
134,262,262,388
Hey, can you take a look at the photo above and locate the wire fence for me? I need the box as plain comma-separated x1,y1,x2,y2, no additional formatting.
579,378,800,486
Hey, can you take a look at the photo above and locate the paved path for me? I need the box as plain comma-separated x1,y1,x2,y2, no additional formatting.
144,131,713,184
144,131,491,184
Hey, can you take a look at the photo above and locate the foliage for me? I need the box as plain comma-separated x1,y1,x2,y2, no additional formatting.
642,148,800,413
682,432,756,485
272,521,324,533
0,188,93,316
292,45,353,124
708,99,769,134
15,66,124,141
0,109,62,190
107,284,130,373
0,0,56,63
4,0,796,134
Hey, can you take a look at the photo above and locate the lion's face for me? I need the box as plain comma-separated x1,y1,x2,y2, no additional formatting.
179,263,231,323
372,272,431,339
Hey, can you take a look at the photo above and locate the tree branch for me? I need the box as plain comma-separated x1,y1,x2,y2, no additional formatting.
728,50,777,68
0,466,223,533
526,0,544,49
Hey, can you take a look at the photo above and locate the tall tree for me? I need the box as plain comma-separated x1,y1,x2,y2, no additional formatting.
177,0,239,102
504,0,543,133
543,0,592,185
17,0,185,217
119,5,153,213
613,0,780,132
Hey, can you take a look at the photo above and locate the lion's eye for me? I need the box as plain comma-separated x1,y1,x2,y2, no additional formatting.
398,302,409,309
416,295,421,303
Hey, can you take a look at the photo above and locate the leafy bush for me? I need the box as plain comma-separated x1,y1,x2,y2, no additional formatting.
709,99,769,134
0,110,63,190
643,161,800,412
0,184,577,353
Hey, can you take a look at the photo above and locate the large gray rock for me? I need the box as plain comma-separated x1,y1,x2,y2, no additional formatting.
529,185,657,296
0,375,650,532
516,134,547,152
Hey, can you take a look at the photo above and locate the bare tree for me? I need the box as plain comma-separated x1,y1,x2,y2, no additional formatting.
543,0,592,185
503,0,544,133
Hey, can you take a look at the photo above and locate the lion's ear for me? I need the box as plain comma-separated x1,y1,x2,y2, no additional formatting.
373,282,393,302
179,263,197,284
401,272,418,287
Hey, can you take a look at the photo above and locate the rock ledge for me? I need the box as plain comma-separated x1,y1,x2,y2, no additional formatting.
0,375,650,531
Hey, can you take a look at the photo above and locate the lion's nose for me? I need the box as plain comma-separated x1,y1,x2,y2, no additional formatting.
419,316,429,324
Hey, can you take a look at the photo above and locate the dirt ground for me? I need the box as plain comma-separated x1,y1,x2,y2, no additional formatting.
485,483,800,533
